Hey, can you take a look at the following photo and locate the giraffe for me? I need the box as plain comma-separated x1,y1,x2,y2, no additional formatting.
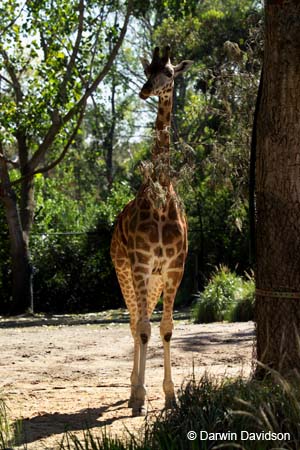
110,45,193,417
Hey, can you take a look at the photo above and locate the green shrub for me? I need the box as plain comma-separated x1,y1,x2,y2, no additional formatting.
192,265,242,323
228,276,255,322
31,221,123,313
192,267,255,324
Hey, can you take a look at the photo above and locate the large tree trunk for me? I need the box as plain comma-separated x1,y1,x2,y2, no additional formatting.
0,157,33,313
5,197,33,314
255,0,300,376
20,175,35,244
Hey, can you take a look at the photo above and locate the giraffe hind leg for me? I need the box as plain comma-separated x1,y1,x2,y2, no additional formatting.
147,275,163,318
114,263,139,409
160,270,184,409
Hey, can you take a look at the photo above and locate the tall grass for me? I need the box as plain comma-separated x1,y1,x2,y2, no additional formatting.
59,428,148,450
146,372,300,450
4,373,299,449
0,398,24,450
0,399,11,449
57,371,300,450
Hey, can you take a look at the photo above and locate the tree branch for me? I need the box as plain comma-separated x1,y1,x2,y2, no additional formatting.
40,30,49,60
0,1,27,35
67,0,133,116
0,49,23,103
29,0,133,172
11,105,85,186
1,51,29,171
87,4,106,86
0,143,11,199
0,151,19,168
58,0,85,102
0,73,13,87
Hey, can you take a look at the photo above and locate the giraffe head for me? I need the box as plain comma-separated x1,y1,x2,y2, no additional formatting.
139,46,193,100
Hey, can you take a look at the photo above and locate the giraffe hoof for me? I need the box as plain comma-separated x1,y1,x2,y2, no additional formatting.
132,406,147,417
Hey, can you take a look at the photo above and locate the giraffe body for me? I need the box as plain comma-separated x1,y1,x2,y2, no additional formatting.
110,46,192,416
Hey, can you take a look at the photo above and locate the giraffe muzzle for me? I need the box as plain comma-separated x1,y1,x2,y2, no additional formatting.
139,90,151,100
140,80,153,100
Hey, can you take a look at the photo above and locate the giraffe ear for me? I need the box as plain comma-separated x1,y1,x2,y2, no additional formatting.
173,60,193,78
140,57,151,76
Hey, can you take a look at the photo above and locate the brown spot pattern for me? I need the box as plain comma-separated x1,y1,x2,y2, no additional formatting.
154,246,163,257
166,247,175,257
164,332,172,342
129,213,138,232
136,252,151,264
169,253,185,268
140,211,151,221
168,201,177,220
162,223,182,245
136,236,150,251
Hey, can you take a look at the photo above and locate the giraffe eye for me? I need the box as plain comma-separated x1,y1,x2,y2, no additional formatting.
164,69,172,78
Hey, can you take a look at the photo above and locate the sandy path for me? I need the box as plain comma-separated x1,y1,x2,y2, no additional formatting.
0,315,254,449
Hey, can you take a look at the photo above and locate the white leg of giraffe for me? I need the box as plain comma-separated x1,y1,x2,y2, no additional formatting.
131,316,150,416
128,319,140,407
160,270,183,408
161,331,176,408
131,269,155,417
113,262,140,409
130,274,163,416
160,313,176,408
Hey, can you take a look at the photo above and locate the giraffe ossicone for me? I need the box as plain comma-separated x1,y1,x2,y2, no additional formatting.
110,46,193,417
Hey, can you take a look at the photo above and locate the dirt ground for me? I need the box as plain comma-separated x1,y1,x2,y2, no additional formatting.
0,312,254,449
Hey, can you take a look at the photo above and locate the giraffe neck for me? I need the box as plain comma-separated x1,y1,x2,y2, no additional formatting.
151,88,173,186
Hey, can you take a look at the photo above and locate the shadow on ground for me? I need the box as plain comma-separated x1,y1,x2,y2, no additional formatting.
14,400,131,446
0,309,190,329
172,326,254,352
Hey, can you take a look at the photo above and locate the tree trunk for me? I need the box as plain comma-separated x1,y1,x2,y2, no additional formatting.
105,78,116,189
0,157,33,313
255,0,300,377
20,175,35,245
6,199,33,314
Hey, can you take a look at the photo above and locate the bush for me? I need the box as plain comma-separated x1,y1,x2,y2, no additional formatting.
192,265,241,323
31,221,123,313
192,266,255,323
228,275,255,322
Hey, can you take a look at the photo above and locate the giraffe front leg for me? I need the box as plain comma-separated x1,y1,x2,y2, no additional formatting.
130,276,163,414
128,334,140,408
160,271,183,409
160,313,176,409
130,266,152,417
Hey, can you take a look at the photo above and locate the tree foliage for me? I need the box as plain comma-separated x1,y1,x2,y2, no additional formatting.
0,0,132,312
0,0,262,313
